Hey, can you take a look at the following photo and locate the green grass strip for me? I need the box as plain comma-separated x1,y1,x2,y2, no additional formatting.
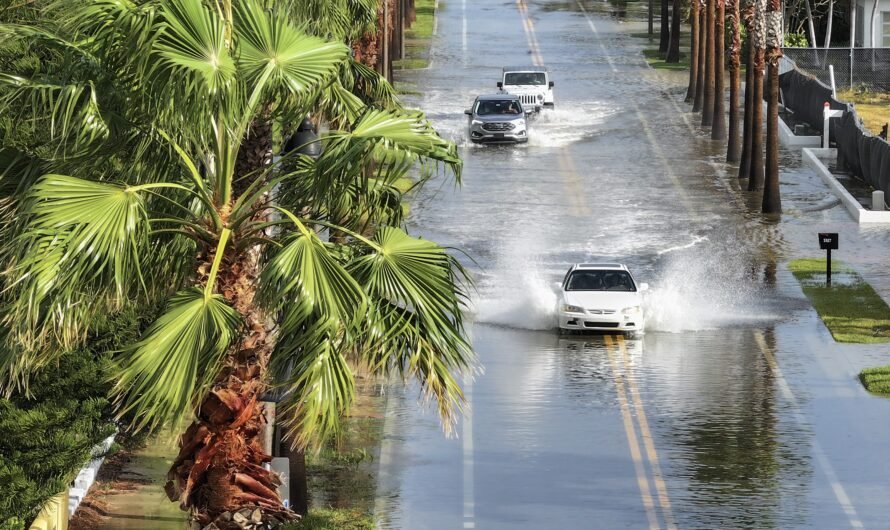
283,509,374,530
789,258,890,343
395,0,436,70
860,365,890,395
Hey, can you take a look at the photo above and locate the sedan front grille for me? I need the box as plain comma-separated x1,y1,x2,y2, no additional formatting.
587,309,616,315
482,122,516,132
584,322,620,328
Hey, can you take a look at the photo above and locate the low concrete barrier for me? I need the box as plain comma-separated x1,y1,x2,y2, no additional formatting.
803,147,890,223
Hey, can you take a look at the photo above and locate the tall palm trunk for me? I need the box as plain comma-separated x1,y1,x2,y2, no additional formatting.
726,0,742,161
166,122,293,528
660,0,671,52
739,0,755,178
701,0,716,127
686,0,700,101
167,254,292,528
747,0,766,191
762,0,783,213
693,4,707,111
711,0,727,139
666,0,682,62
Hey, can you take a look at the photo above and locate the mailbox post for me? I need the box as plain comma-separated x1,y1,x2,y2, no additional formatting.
818,233,839,284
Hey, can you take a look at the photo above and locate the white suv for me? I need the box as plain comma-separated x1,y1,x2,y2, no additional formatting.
497,66,554,112
556,264,647,333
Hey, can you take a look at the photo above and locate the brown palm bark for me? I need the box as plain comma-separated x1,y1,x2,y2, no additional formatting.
686,0,700,101
660,0,671,52
747,0,766,191
762,0,783,213
726,0,742,161
666,0,682,62
739,0,755,178
165,120,296,528
711,0,727,139
701,0,716,127
693,4,707,111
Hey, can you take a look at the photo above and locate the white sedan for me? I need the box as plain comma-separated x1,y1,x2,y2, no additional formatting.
556,263,647,333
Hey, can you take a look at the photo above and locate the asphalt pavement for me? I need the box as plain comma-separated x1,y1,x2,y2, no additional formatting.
374,1,890,528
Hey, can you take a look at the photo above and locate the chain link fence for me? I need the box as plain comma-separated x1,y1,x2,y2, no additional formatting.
782,47,890,92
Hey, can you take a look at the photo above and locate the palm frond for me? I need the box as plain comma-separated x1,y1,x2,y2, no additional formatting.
235,1,349,97
2,175,151,352
113,288,240,431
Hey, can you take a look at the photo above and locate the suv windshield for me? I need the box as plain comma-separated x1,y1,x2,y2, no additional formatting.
504,72,546,85
565,270,636,292
475,100,523,116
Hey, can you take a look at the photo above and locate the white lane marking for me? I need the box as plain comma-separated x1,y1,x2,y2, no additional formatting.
754,331,865,529
463,372,475,529
461,0,467,65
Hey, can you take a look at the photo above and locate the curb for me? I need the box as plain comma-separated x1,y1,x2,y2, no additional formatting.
802,147,890,223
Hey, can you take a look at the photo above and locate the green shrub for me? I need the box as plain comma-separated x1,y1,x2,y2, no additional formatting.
0,308,150,525
784,32,808,48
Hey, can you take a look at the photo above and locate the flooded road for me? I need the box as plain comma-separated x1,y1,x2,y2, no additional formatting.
374,1,890,528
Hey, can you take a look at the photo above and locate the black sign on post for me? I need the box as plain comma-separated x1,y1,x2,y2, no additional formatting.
818,233,839,284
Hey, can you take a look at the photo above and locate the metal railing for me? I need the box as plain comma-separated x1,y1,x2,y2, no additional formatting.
782,47,890,91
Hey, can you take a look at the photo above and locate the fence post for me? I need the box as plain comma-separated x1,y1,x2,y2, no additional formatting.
828,64,836,97
823,102,830,148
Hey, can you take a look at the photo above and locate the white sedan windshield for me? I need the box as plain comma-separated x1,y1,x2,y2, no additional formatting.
566,270,636,292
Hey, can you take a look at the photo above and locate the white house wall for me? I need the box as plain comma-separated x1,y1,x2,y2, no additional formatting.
855,0,890,46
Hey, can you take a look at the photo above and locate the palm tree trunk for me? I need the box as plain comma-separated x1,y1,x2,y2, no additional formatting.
701,0,716,126
747,0,766,191
693,4,707,111
667,0,682,62
727,0,742,161
711,0,727,139
660,0,671,52
762,1,783,213
166,255,295,529
739,5,755,177
686,0,700,101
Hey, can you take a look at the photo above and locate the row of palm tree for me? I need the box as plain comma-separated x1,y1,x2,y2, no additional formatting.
684,0,784,214
0,0,472,527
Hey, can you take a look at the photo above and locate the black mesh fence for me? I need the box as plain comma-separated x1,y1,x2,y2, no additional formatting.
778,65,890,198
782,47,890,92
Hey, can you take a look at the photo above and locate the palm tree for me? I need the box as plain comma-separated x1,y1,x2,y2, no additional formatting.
711,0,727,140
701,0,716,127
762,0,783,212
666,0,682,63
726,0,742,162
686,0,701,101
0,1,472,527
747,0,766,191
738,0,756,178
693,1,707,112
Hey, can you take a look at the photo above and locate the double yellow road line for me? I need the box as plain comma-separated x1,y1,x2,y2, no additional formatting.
604,335,677,529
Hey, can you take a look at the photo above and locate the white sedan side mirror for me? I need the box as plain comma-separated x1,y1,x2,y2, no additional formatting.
552,281,563,291
639,283,649,291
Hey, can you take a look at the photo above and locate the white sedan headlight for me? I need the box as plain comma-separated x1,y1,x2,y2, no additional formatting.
561,304,584,313
622,306,641,315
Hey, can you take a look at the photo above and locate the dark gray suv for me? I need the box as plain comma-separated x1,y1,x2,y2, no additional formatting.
464,94,528,144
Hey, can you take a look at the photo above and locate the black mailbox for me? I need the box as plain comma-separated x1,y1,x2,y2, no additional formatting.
819,233,838,250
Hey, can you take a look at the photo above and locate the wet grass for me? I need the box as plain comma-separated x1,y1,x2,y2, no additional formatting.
789,258,890,343
836,89,890,137
632,31,691,71
394,0,436,70
283,508,374,530
859,366,890,395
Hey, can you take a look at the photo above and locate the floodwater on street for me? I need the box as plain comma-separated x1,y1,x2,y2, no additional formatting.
374,1,890,529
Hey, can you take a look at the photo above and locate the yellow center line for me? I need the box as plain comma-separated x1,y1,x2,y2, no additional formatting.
516,0,544,67
617,335,678,529
558,147,590,216
605,335,661,529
